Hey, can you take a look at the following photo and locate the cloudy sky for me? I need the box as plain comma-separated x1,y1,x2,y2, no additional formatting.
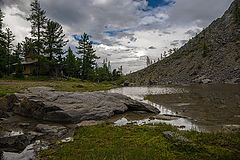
0,0,234,73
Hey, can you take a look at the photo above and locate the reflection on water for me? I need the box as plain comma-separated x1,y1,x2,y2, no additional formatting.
108,86,186,115
108,86,202,131
114,117,200,131
109,84,240,132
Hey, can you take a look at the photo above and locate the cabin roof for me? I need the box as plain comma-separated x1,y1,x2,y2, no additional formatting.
21,61,38,65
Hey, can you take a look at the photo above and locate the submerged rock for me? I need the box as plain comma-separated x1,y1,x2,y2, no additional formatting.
0,87,159,124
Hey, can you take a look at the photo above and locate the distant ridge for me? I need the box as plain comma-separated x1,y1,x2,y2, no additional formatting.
128,0,240,85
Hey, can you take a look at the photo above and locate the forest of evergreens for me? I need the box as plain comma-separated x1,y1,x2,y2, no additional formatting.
0,0,123,82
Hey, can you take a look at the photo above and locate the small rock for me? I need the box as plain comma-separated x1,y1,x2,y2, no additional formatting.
129,83,136,87
0,110,10,118
73,84,84,88
36,124,62,133
202,79,212,84
0,134,32,152
223,125,240,131
178,125,186,129
19,123,31,128
61,137,74,143
35,124,68,138
27,131,44,140
76,120,104,127
234,115,240,118
233,78,240,84
162,131,191,144
123,80,130,86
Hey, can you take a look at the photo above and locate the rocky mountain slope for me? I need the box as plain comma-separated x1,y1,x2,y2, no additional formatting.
128,0,240,85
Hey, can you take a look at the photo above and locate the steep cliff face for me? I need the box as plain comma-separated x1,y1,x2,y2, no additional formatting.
128,0,240,85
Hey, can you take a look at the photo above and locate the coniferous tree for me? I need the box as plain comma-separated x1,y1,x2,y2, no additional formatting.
27,0,47,55
64,47,76,77
43,19,68,76
6,28,15,75
0,9,7,77
76,33,99,80
43,20,68,61
13,43,24,78
13,43,23,63
22,37,36,58
112,69,121,81
96,59,111,82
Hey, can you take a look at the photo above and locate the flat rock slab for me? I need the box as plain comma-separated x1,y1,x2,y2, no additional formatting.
1,87,159,124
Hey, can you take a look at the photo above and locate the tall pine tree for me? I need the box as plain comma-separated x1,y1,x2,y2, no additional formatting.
43,19,68,61
64,47,76,77
43,19,68,76
76,33,99,80
13,43,23,63
27,0,46,55
0,9,7,77
6,28,15,75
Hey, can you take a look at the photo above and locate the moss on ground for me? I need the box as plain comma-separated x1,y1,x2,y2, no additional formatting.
39,124,240,160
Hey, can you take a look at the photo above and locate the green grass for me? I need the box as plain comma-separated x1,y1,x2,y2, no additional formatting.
39,124,240,160
0,79,118,97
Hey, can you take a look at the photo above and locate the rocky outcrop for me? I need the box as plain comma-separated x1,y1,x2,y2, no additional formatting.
0,87,159,123
128,0,240,85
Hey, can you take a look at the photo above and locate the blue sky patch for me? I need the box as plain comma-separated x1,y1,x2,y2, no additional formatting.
147,0,175,8
104,28,131,37
135,0,175,11
73,34,101,45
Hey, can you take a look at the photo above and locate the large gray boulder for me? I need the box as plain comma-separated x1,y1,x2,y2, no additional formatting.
1,87,159,123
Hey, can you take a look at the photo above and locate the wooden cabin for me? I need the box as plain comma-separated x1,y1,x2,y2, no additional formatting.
22,57,38,75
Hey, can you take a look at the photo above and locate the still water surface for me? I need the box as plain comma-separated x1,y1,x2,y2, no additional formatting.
107,84,240,132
